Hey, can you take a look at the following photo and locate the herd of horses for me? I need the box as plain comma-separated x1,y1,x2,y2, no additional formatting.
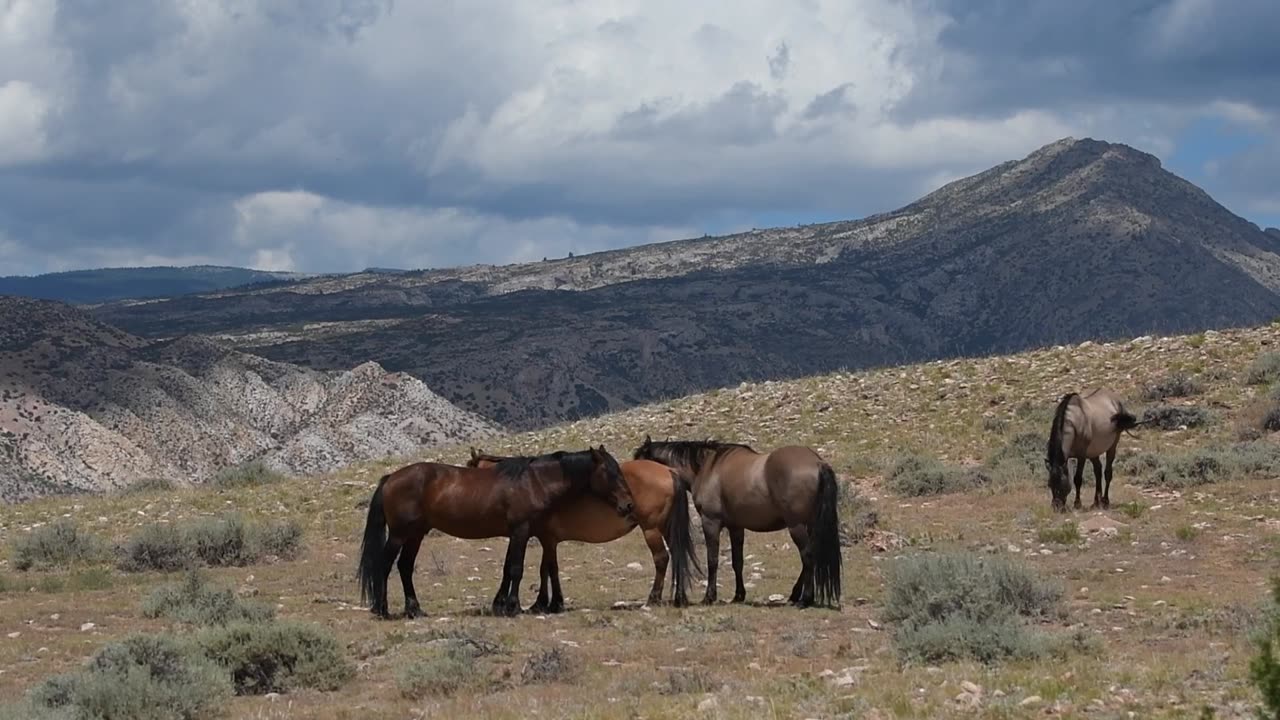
356,387,1139,619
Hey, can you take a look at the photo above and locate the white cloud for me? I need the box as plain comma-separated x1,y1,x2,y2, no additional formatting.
0,0,1276,274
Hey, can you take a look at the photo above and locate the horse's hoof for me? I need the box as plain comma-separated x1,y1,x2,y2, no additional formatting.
547,603,565,614
404,606,424,620
731,595,746,604
528,603,549,615
701,596,717,606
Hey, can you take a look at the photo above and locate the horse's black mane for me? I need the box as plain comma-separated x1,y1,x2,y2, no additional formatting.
1046,393,1078,472
491,449,601,485
639,439,755,475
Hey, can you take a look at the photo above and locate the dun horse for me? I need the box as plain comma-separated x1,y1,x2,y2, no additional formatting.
1046,389,1140,512
357,446,635,618
632,436,842,609
467,448,701,611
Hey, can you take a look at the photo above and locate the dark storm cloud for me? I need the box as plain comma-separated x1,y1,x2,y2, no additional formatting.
898,0,1280,118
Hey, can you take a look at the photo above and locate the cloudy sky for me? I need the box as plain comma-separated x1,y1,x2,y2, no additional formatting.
2,0,1279,276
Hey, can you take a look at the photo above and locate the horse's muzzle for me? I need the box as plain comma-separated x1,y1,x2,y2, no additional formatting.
618,501,635,519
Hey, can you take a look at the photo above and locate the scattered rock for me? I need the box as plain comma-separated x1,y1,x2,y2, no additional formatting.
1020,695,1043,707
626,562,644,571
697,695,719,712
79,622,95,632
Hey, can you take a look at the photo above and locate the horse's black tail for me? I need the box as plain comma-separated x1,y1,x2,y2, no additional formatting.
357,474,390,609
1047,393,1078,475
664,469,703,603
810,464,843,609
1112,409,1139,432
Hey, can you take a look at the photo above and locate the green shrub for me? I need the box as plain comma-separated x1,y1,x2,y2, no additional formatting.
142,571,274,626
1037,521,1081,545
886,455,992,497
195,621,352,695
186,515,257,567
212,460,285,489
837,481,879,546
983,432,1044,483
520,647,580,685
1249,577,1280,719
118,524,194,572
27,634,231,720
396,644,481,699
11,519,106,571
119,515,304,573
1141,405,1214,430
1142,372,1204,401
1137,442,1280,489
1247,353,1280,386
118,477,178,495
252,519,303,560
881,551,1061,665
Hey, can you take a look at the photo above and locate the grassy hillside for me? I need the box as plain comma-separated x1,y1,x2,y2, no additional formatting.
3,323,1280,718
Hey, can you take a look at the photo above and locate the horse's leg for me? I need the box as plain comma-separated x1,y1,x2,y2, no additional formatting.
528,538,553,614
1072,459,1085,511
1089,458,1104,510
376,537,403,620
700,515,723,605
545,542,566,614
643,527,670,606
495,523,531,617
728,526,747,604
397,533,425,619
787,524,813,608
1103,446,1117,509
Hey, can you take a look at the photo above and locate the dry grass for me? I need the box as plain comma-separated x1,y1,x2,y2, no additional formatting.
3,325,1280,718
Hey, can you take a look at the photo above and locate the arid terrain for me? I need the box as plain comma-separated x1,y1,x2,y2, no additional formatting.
2,322,1279,718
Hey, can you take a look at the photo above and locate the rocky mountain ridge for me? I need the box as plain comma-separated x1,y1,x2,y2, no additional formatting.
0,297,497,500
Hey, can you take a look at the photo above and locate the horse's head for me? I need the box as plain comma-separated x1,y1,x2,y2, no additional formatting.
1045,453,1070,513
632,434,654,461
588,444,634,519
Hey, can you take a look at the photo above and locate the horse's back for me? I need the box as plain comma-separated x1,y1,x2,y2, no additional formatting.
621,459,677,524
384,462,512,539
1067,389,1126,457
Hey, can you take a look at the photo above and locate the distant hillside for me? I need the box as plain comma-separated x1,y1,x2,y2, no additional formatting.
92,137,1280,430
0,265,314,304
0,297,497,500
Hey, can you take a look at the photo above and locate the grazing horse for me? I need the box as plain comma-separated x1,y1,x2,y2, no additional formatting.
1046,389,1139,512
357,446,634,619
467,448,701,611
632,436,842,609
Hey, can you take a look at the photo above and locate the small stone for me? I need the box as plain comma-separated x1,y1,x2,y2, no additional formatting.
767,593,786,604
265,693,280,701
1160,576,1171,584
333,553,348,561
6,632,19,639
832,673,857,688
960,681,982,695
79,622,95,632
697,696,719,712
1020,695,1043,707
867,619,882,630
626,562,644,571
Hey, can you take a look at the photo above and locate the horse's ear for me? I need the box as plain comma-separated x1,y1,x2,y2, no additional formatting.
643,434,651,445
469,447,477,458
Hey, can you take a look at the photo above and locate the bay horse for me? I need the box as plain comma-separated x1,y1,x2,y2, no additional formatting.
357,446,634,619
1046,389,1140,512
632,436,842,609
467,448,701,611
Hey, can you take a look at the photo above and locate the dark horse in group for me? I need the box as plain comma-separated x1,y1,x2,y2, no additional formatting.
468,448,701,611
633,436,842,609
357,446,635,618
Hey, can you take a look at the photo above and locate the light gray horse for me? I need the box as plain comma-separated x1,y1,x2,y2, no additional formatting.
1045,389,1140,512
